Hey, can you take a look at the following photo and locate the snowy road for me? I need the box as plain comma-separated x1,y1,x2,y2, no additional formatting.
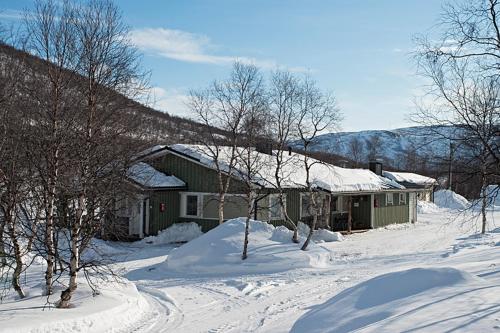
119,209,500,333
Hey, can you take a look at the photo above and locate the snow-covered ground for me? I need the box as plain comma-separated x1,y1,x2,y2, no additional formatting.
1,205,499,332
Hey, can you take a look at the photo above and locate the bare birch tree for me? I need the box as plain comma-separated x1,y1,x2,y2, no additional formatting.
189,62,261,226
23,0,79,295
55,0,147,308
268,70,302,243
414,0,500,233
237,72,267,260
296,78,341,251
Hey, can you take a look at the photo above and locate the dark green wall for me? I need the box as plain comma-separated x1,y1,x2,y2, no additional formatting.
150,153,246,193
373,193,409,228
144,152,413,234
148,191,180,235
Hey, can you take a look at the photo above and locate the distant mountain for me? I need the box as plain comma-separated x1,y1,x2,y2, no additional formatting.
302,126,465,170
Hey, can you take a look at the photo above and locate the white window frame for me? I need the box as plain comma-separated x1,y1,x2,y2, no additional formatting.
180,192,203,218
180,192,247,220
268,194,285,221
386,193,394,205
399,193,406,205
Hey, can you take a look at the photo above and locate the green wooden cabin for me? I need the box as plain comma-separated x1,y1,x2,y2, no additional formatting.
117,145,420,239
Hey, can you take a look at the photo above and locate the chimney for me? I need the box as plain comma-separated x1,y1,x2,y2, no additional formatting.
369,159,383,176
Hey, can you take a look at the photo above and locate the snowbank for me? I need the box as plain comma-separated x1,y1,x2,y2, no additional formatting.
291,267,499,333
417,200,440,214
297,222,344,243
434,189,469,210
1,280,149,333
140,222,203,245
165,218,332,275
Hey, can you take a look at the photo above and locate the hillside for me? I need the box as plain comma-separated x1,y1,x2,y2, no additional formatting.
305,125,464,169
0,42,223,145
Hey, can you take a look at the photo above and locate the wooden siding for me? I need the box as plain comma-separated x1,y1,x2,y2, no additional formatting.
351,195,372,229
373,193,409,228
150,153,246,193
148,191,180,235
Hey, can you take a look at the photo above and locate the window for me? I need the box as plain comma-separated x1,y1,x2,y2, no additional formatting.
399,193,406,204
181,193,201,217
300,193,312,218
269,194,284,220
340,196,350,213
332,196,339,212
186,195,199,216
386,193,394,205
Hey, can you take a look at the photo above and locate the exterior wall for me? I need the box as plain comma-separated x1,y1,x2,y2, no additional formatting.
142,152,415,235
148,191,180,235
149,153,247,194
373,192,410,228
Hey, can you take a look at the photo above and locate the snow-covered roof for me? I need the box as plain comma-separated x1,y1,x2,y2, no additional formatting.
127,162,185,189
167,144,404,193
382,171,437,186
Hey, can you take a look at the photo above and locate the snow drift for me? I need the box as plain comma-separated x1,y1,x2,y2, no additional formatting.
164,218,332,275
140,222,203,245
291,267,499,333
297,222,344,243
417,200,440,214
434,189,469,210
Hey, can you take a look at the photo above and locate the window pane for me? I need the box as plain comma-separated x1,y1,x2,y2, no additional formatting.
301,194,311,217
269,195,282,219
332,197,339,212
186,195,198,216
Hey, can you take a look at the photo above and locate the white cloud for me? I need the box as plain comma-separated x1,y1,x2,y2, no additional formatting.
0,9,24,21
147,86,192,117
130,27,309,72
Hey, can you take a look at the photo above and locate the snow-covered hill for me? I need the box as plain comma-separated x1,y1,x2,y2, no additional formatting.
303,125,464,168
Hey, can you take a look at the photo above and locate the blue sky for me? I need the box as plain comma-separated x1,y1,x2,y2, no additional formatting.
0,0,445,131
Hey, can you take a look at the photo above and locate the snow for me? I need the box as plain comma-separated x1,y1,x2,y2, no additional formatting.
382,170,437,186
140,222,203,245
0,276,150,333
290,267,497,333
165,218,332,275
417,200,440,214
434,189,470,210
168,144,404,193
297,222,344,243
3,200,500,333
127,162,185,188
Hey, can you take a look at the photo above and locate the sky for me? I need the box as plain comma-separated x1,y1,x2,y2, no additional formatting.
0,0,446,131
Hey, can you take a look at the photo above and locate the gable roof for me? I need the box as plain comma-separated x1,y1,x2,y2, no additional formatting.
382,171,437,187
127,162,186,190
161,144,404,194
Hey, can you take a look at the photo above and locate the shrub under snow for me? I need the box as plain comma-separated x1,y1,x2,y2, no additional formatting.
141,222,203,245
297,222,344,243
164,218,332,275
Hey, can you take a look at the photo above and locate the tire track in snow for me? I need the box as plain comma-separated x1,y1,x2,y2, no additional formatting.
126,284,184,333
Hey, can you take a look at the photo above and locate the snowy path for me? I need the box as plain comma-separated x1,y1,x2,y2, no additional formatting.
118,210,500,333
